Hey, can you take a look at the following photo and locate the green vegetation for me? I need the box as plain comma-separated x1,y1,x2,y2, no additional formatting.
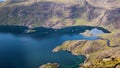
74,18,88,26
82,58,120,68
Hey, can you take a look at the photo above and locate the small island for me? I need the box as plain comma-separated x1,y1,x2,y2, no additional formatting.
39,63,59,68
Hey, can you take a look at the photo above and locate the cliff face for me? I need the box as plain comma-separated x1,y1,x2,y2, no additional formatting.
0,0,120,30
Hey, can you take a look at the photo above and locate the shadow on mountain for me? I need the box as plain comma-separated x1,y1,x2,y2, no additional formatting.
0,25,28,35
0,25,110,37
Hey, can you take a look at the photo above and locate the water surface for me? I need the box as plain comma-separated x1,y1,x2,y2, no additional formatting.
0,33,99,68
0,26,109,68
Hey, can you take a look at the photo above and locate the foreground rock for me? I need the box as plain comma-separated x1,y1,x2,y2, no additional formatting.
39,63,59,68
53,35,120,68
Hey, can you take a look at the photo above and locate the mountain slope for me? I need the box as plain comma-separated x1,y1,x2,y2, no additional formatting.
0,0,120,68
0,0,119,30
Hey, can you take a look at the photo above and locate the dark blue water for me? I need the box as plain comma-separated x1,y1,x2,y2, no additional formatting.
0,33,98,68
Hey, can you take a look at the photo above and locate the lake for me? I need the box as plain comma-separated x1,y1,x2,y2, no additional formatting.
0,26,110,68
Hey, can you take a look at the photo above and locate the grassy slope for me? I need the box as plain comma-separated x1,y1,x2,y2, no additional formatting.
0,0,96,27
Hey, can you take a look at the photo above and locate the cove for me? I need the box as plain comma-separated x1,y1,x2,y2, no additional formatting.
0,26,110,68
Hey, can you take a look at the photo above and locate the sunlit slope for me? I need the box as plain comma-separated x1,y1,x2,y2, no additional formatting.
0,0,119,31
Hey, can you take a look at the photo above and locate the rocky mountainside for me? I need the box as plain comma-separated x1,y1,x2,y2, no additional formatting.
0,0,120,68
0,0,120,30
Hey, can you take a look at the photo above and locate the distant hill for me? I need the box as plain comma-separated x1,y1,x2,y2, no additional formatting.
0,0,120,30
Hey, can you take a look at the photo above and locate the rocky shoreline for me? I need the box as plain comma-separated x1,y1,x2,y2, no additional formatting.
53,33,120,68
